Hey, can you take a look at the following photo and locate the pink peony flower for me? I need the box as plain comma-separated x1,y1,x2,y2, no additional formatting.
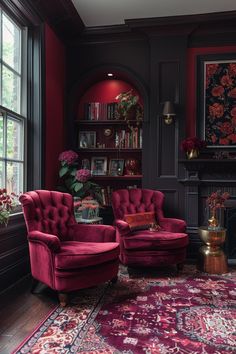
58,150,78,165
76,169,91,182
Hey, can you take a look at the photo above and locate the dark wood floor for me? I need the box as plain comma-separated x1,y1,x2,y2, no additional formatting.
0,276,58,354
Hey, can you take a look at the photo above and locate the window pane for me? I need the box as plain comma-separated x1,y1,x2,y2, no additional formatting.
2,65,20,113
7,117,23,160
2,13,21,73
0,113,3,157
6,161,23,194
0,160,4,187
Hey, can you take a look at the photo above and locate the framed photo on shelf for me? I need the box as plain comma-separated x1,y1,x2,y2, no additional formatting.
109,159,124,176
79,131,96,148
91,156,107,176
197,53,236,147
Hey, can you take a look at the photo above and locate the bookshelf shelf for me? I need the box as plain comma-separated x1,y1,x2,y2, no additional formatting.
92,175,142,180
76,119,141,126
75,78,143,223
78,148,142,153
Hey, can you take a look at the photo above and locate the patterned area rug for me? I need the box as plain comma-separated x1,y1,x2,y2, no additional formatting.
13,265,236,354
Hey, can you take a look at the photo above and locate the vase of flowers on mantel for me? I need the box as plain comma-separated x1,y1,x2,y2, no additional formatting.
181,136,206,159
206,190,230,230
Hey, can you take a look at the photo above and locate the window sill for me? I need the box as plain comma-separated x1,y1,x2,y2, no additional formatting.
0,212,26,235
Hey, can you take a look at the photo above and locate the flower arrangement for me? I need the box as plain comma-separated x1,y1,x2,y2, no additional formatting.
181,136,206,153
0,189,18,226
206,190,230,212
58,150,102,203
115,89,143,124
74,196,99,219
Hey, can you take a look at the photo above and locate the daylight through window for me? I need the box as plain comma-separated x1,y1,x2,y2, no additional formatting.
0,8,25,195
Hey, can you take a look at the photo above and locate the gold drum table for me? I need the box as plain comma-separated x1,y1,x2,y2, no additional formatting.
197,226,228,274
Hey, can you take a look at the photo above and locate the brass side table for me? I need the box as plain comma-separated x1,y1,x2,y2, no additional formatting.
197,226,228,274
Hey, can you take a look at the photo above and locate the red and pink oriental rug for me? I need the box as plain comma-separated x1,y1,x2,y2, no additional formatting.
13,265,236,353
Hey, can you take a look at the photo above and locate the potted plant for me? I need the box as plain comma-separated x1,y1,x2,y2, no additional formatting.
0,189,18,226
206,190,230,229
115,89,143,125
181,136,206,159
58,150,102,204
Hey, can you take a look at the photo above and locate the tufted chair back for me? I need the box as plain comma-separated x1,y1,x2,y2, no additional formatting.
112,188,165,221
19,190,76,241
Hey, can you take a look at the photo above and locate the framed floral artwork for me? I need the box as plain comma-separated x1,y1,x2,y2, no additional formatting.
197,53,236,147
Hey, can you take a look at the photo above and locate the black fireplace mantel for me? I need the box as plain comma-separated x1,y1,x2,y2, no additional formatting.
178,158,236,260
179,158,236,185
179,158,236,169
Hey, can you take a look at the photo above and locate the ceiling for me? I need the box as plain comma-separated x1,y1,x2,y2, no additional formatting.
71,0,236,27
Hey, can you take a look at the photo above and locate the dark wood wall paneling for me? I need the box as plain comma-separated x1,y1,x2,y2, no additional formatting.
0,0,47,293
66,9,236,260
2,1,236,295
0,215,28,293
179,159,236,259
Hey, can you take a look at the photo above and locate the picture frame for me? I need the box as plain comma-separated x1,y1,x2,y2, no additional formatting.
91,156,107,176
79,131,96,148
109,159,124,176
197,53,236,148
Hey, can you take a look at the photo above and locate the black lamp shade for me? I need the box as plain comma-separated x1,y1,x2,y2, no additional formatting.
163,101,175,116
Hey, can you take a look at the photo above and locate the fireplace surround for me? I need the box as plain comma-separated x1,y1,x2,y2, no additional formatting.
179,157,236,261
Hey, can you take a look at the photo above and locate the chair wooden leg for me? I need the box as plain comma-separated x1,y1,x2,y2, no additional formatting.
58,293,69,307
177,263,184,273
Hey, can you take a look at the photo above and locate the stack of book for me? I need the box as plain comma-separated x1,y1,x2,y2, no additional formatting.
84,102,118,120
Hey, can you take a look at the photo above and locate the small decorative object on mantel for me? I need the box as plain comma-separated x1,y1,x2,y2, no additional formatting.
181,136,206,159
115,89,143,127
125,158,140,175
0,189,18,226
206,190,230,230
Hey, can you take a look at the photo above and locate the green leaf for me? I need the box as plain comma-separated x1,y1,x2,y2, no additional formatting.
70,168,77,176
59,166,69,177
74,183,83,192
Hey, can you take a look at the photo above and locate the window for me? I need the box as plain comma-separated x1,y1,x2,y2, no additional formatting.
0,8,25,195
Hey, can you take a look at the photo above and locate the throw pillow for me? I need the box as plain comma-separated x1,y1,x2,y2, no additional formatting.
124,211,157,231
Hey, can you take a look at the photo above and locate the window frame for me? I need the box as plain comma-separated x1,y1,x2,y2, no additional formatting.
0,7,27,199
0,105,26,195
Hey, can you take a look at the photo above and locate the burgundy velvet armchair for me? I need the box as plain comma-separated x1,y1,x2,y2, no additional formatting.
20,190,119,306
112,188,188,269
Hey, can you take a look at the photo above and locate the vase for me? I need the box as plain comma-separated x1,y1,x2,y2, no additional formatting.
81,199,99,220
186,149,199,159
73,197,82,220
208,209,219,230
125,158,140,175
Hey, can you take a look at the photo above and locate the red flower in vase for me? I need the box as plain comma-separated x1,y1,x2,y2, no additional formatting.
181,136,206,153
206,190,230,212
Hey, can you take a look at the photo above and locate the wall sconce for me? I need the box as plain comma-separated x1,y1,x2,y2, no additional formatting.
162,101,176,125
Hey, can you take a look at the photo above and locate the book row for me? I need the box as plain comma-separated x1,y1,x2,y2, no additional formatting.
101,185,139,206
84,102,119,120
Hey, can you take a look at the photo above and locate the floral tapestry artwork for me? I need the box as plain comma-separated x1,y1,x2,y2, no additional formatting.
204,60,236,146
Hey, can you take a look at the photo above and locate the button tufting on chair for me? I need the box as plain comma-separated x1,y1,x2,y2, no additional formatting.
112,188,188,270
20,190,119,306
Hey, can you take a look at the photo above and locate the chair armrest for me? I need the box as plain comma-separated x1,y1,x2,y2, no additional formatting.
28,231,61,252
68,223,116,242
114,219,131,236
159,218,186,233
